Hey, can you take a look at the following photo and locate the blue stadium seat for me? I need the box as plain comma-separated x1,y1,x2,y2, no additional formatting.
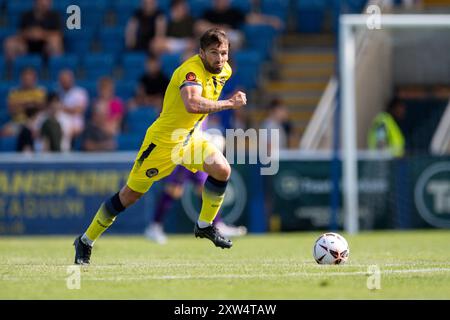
0,136,17,152
0,57,5,81
48,54,79,80
0,109,11,127
121,52,148,81
125,107,158,136
242,24,277,60
261,0,290,22
0,82,13,111
231,0,252,14
232,50,263,90
157,0,172,15
81,11,108,30
187,0,212,19
0,28,16,48
6,0,33,16
5,0,34,28
64,27,95,55
112,0,140,26
99,27,125,54
77,0,109,28
77,80,98,99
53,0,74,14
344,0,368,13
161,53,182,78
12,55,42,80
38,80,57,93
115,81,136,101
76,0,108,9
55,0,108,21
116,133,145,151
82,53,115,79
297,0,326,33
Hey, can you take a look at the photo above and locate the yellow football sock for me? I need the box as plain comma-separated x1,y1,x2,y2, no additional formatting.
83,203,116,245
199,189,225,224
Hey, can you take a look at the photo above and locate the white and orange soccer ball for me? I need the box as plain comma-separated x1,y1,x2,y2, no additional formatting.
313,232,349,265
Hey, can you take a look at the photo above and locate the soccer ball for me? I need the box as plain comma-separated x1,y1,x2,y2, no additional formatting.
313,232,349,265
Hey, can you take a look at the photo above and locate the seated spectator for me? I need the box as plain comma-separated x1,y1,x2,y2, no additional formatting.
16,106,41,152
151,0,196,57
7,67,46,123
81,110,117,152
260,98,291,151
3,0,63,61
195,0,283,49
92,77,125,136
195,0,246,49
129,55,169,111
125,0,167,53
57,69,89,151
40,92,63,152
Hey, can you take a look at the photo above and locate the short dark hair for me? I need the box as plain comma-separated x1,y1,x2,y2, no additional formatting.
387,97,405,113
46,91,59,104
170,0,185,8
200,28,229,50
24,106,40,119
267,97,284,111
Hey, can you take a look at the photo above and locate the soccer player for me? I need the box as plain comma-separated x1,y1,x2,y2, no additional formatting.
74,28,247,265
146,119,247,244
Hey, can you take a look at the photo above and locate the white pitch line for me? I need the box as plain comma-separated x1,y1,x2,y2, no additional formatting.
2,262,450,269
1,267,450,282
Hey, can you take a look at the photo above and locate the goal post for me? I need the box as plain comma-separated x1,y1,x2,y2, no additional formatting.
339,14,450,234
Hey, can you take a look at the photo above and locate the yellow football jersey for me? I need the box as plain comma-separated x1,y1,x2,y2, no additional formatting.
146,54,232,146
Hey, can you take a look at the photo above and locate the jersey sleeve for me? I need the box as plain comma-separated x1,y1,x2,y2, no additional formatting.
178,62,204,90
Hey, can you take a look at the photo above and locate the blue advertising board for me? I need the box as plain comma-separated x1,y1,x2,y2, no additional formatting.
0,154,261,235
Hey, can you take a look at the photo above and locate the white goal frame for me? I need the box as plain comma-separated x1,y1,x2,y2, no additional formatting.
339,14,450,234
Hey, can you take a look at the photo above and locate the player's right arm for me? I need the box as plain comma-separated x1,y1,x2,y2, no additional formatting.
181,85,246,114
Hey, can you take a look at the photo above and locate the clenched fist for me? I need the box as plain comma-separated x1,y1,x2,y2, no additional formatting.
229,91,247,109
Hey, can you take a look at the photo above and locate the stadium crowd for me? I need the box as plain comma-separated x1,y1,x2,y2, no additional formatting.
0,0,289,153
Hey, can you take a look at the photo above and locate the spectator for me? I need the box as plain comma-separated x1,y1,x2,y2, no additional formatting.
151,0,196,57
195,0,246,49
7,67,46,123
40,92,63,152
368,98,406,157
195,0,283,50
260,97,291,151
130,55,170,110
125,0,167,52
57,69,89,151
93,77,125,136
16,106,41,152
3,0,63,61
81,110,117,152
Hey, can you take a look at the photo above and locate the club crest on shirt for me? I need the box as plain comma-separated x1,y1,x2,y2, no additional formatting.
186,72,197,81
146,168,159,178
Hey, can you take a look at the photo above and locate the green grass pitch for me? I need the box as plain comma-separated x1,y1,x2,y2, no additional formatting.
1,230,449,299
